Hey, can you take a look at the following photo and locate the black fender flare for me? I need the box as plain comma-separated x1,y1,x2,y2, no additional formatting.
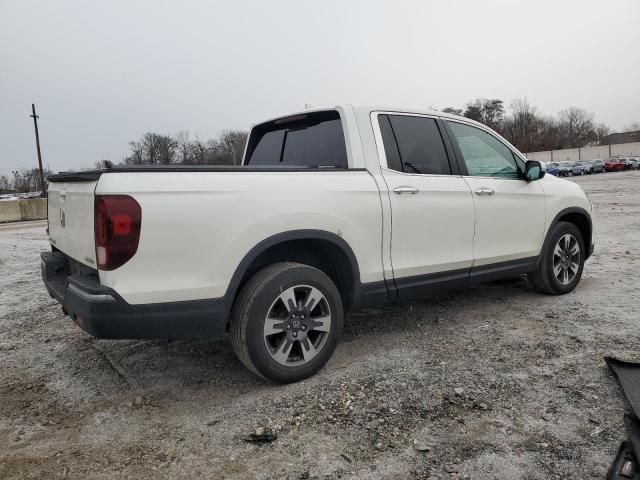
538,207,593,266
222,229,363,314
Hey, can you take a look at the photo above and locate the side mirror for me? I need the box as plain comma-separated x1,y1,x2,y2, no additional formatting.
525,160,545,181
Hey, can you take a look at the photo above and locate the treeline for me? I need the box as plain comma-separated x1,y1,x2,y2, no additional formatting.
106,100,640,170
95,129,248,169
0,168,53,194
6,102,638,193
2,130,250,193
441,98,638,153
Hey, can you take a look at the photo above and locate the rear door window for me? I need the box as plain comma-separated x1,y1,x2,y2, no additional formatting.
378,114,452,175
245,111,348,168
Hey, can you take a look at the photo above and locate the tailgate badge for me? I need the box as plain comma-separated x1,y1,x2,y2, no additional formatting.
60,208,66,228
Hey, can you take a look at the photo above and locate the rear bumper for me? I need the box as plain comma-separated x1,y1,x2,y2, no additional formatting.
41,251,229,339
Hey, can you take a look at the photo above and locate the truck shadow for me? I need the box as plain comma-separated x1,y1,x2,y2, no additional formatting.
75,276,540,403
343,276,533,338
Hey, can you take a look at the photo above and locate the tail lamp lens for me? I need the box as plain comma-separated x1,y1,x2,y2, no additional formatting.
94,195,141,270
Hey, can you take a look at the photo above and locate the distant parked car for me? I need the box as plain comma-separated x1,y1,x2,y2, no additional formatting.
581,161,595,174
571,161,589,176
557,161,573,176
590,159,605,173
626,158,639,170
546,162,561,176
604,158,626,172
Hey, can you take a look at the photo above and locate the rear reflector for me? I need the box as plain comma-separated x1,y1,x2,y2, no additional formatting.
95,195,141,270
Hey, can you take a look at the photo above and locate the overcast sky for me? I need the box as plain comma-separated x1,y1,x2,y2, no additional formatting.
1,0,639,174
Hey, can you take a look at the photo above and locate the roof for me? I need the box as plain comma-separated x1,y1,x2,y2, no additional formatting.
254,104,483,128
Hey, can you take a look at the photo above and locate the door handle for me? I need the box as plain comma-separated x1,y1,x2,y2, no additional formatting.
393,186,419,195
474,188,495,196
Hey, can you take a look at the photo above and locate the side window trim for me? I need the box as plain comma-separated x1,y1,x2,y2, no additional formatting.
378,114,404,172
443,118,526,180
435,118,461,176
372,111,457,177
441,120,469,176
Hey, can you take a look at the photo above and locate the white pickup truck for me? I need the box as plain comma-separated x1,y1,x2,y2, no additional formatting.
42,105,594,383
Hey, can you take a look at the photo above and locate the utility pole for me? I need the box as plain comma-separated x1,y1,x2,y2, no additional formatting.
30,104,47,195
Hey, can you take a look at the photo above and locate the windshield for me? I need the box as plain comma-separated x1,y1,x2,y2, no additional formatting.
560,162,572,167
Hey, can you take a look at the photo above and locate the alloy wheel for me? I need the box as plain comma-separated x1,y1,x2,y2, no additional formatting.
263,285,332,366
553,234,581,285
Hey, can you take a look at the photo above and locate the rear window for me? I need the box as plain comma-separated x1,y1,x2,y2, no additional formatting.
245,111,348,168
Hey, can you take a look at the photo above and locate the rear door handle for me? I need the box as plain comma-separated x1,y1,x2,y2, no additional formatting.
474,188,495,196
393,186,419,195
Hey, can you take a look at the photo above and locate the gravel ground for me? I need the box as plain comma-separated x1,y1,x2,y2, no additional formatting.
1,172,640,480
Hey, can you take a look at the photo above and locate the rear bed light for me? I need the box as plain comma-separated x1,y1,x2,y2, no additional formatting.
95,195,141,270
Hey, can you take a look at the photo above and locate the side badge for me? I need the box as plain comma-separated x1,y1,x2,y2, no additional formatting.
60,208,66,228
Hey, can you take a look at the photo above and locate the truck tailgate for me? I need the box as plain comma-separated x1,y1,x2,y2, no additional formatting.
48,181,98,268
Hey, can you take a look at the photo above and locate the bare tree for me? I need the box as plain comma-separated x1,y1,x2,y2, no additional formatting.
557,107,595,148
125,141,145,165
95,159,114,169
624,122,640,132
503,98,540,152
191,135,208,165
141,133,162,165
0,175,10,192
155,135,177,164
594,123,611,145
176,130,193,164
463,98,505,130
10,168,52,192
429,97,618,153
218,129,248,165
536,115,561,151
206,138,222,164
441,107,463,116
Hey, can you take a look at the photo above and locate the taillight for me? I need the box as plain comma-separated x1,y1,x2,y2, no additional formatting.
94,195,141,270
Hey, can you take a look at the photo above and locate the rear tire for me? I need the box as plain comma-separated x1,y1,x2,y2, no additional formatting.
528,222,585,295
230,262,344,383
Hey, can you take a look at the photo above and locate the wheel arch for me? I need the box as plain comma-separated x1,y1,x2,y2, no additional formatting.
542,207,593,261
224,230,363,318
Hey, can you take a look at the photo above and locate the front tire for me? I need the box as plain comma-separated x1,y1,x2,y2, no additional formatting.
230,262,344,383
528,222,585,295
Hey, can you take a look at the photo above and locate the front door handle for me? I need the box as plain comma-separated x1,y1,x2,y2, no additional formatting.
393,186,419,195
474,187,495,196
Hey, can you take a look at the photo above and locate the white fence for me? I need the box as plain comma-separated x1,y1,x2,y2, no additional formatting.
525,142,640,163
